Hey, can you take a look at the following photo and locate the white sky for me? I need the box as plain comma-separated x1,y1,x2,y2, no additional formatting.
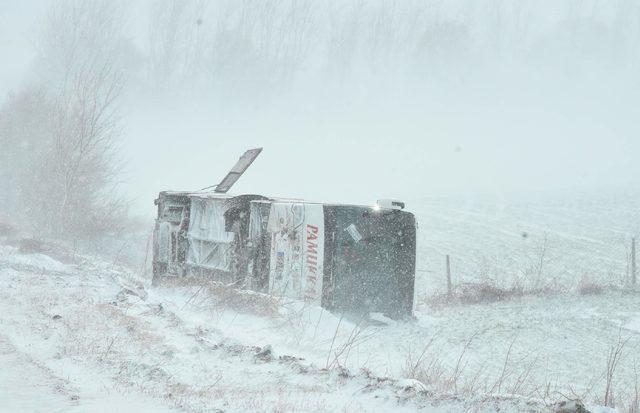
2,1,639,215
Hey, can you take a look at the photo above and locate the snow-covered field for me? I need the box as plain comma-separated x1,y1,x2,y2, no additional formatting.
413,189,640,295
0,244,498,413
1,189,639,412
0,249,635,411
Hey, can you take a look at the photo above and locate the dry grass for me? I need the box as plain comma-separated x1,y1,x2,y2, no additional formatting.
423,277,640,308
401,331,542,397
8,237,82,265
577,275,637,296
424,280,556,307
159,276,280,317
58,298,164,362
401,328,640,413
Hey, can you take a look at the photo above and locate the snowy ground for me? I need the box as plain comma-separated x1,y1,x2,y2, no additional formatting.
412,189,640,295
0,244,487,413
0,238,633,412
1,189,638,412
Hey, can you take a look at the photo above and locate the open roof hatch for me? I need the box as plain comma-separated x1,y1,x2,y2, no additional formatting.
201,148,263,193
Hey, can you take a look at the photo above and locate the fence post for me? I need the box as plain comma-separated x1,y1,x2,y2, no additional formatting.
446,255,452,295
632,238,637,288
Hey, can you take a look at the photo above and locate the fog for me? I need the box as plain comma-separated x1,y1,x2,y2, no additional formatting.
4,2,640,410
2,0,639,215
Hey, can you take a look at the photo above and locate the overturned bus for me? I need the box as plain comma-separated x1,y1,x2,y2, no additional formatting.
152,149,416,318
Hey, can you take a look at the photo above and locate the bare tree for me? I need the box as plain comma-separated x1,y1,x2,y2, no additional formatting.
0,0,128,240
45,1,128,238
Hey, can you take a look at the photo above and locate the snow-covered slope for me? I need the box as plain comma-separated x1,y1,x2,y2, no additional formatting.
0,242,632,412
0,245,490,412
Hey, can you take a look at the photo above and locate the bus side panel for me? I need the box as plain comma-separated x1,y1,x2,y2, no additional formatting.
321,206,337,311
265,202,324,304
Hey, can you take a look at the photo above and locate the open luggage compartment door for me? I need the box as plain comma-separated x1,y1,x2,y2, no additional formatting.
214,148,263,193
